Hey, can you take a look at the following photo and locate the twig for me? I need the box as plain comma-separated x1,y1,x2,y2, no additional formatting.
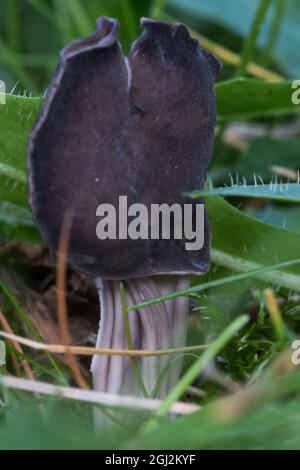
56,210,88,389
269,166,299,181
0,310,34,380
0,330,209,357
200,33,283,82
0,277,63,379
0,375,200,416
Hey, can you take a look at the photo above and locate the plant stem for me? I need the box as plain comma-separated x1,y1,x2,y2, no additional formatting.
65,0,92,37
151,0,168,19
120,0,138,43
236,0,272,77
4,0,20,52
27,0,73,43
261,0,286,66
0,39,37,94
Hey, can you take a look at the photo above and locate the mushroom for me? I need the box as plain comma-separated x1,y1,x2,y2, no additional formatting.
28,17,220,399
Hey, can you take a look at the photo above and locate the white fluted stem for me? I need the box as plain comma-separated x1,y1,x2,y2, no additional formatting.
91,276,190,399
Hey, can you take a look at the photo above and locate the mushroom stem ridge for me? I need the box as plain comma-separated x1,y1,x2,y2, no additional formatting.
91,276,190,398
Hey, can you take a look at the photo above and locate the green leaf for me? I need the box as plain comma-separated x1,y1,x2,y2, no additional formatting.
0,162,27,205
130,195,300,307
250,205,300,233
208,195,300,290
0,94,42,206
190,183,300,203
0,201,41,243
216,79,300,121
147,315,249,425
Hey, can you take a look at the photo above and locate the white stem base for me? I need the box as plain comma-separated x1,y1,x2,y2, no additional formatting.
91,277,190,399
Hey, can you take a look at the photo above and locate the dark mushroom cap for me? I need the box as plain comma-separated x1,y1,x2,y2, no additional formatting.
28,17,220,280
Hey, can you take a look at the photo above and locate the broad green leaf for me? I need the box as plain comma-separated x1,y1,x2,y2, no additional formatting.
250,206,300,233
0,200,41,243
190,183,300,203
129,195,300,311
216,79,300,121
208,196,300,291
0,94,42,205
0,162,27,205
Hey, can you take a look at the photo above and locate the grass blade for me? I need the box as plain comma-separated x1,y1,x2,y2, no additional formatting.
144,314,249,429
